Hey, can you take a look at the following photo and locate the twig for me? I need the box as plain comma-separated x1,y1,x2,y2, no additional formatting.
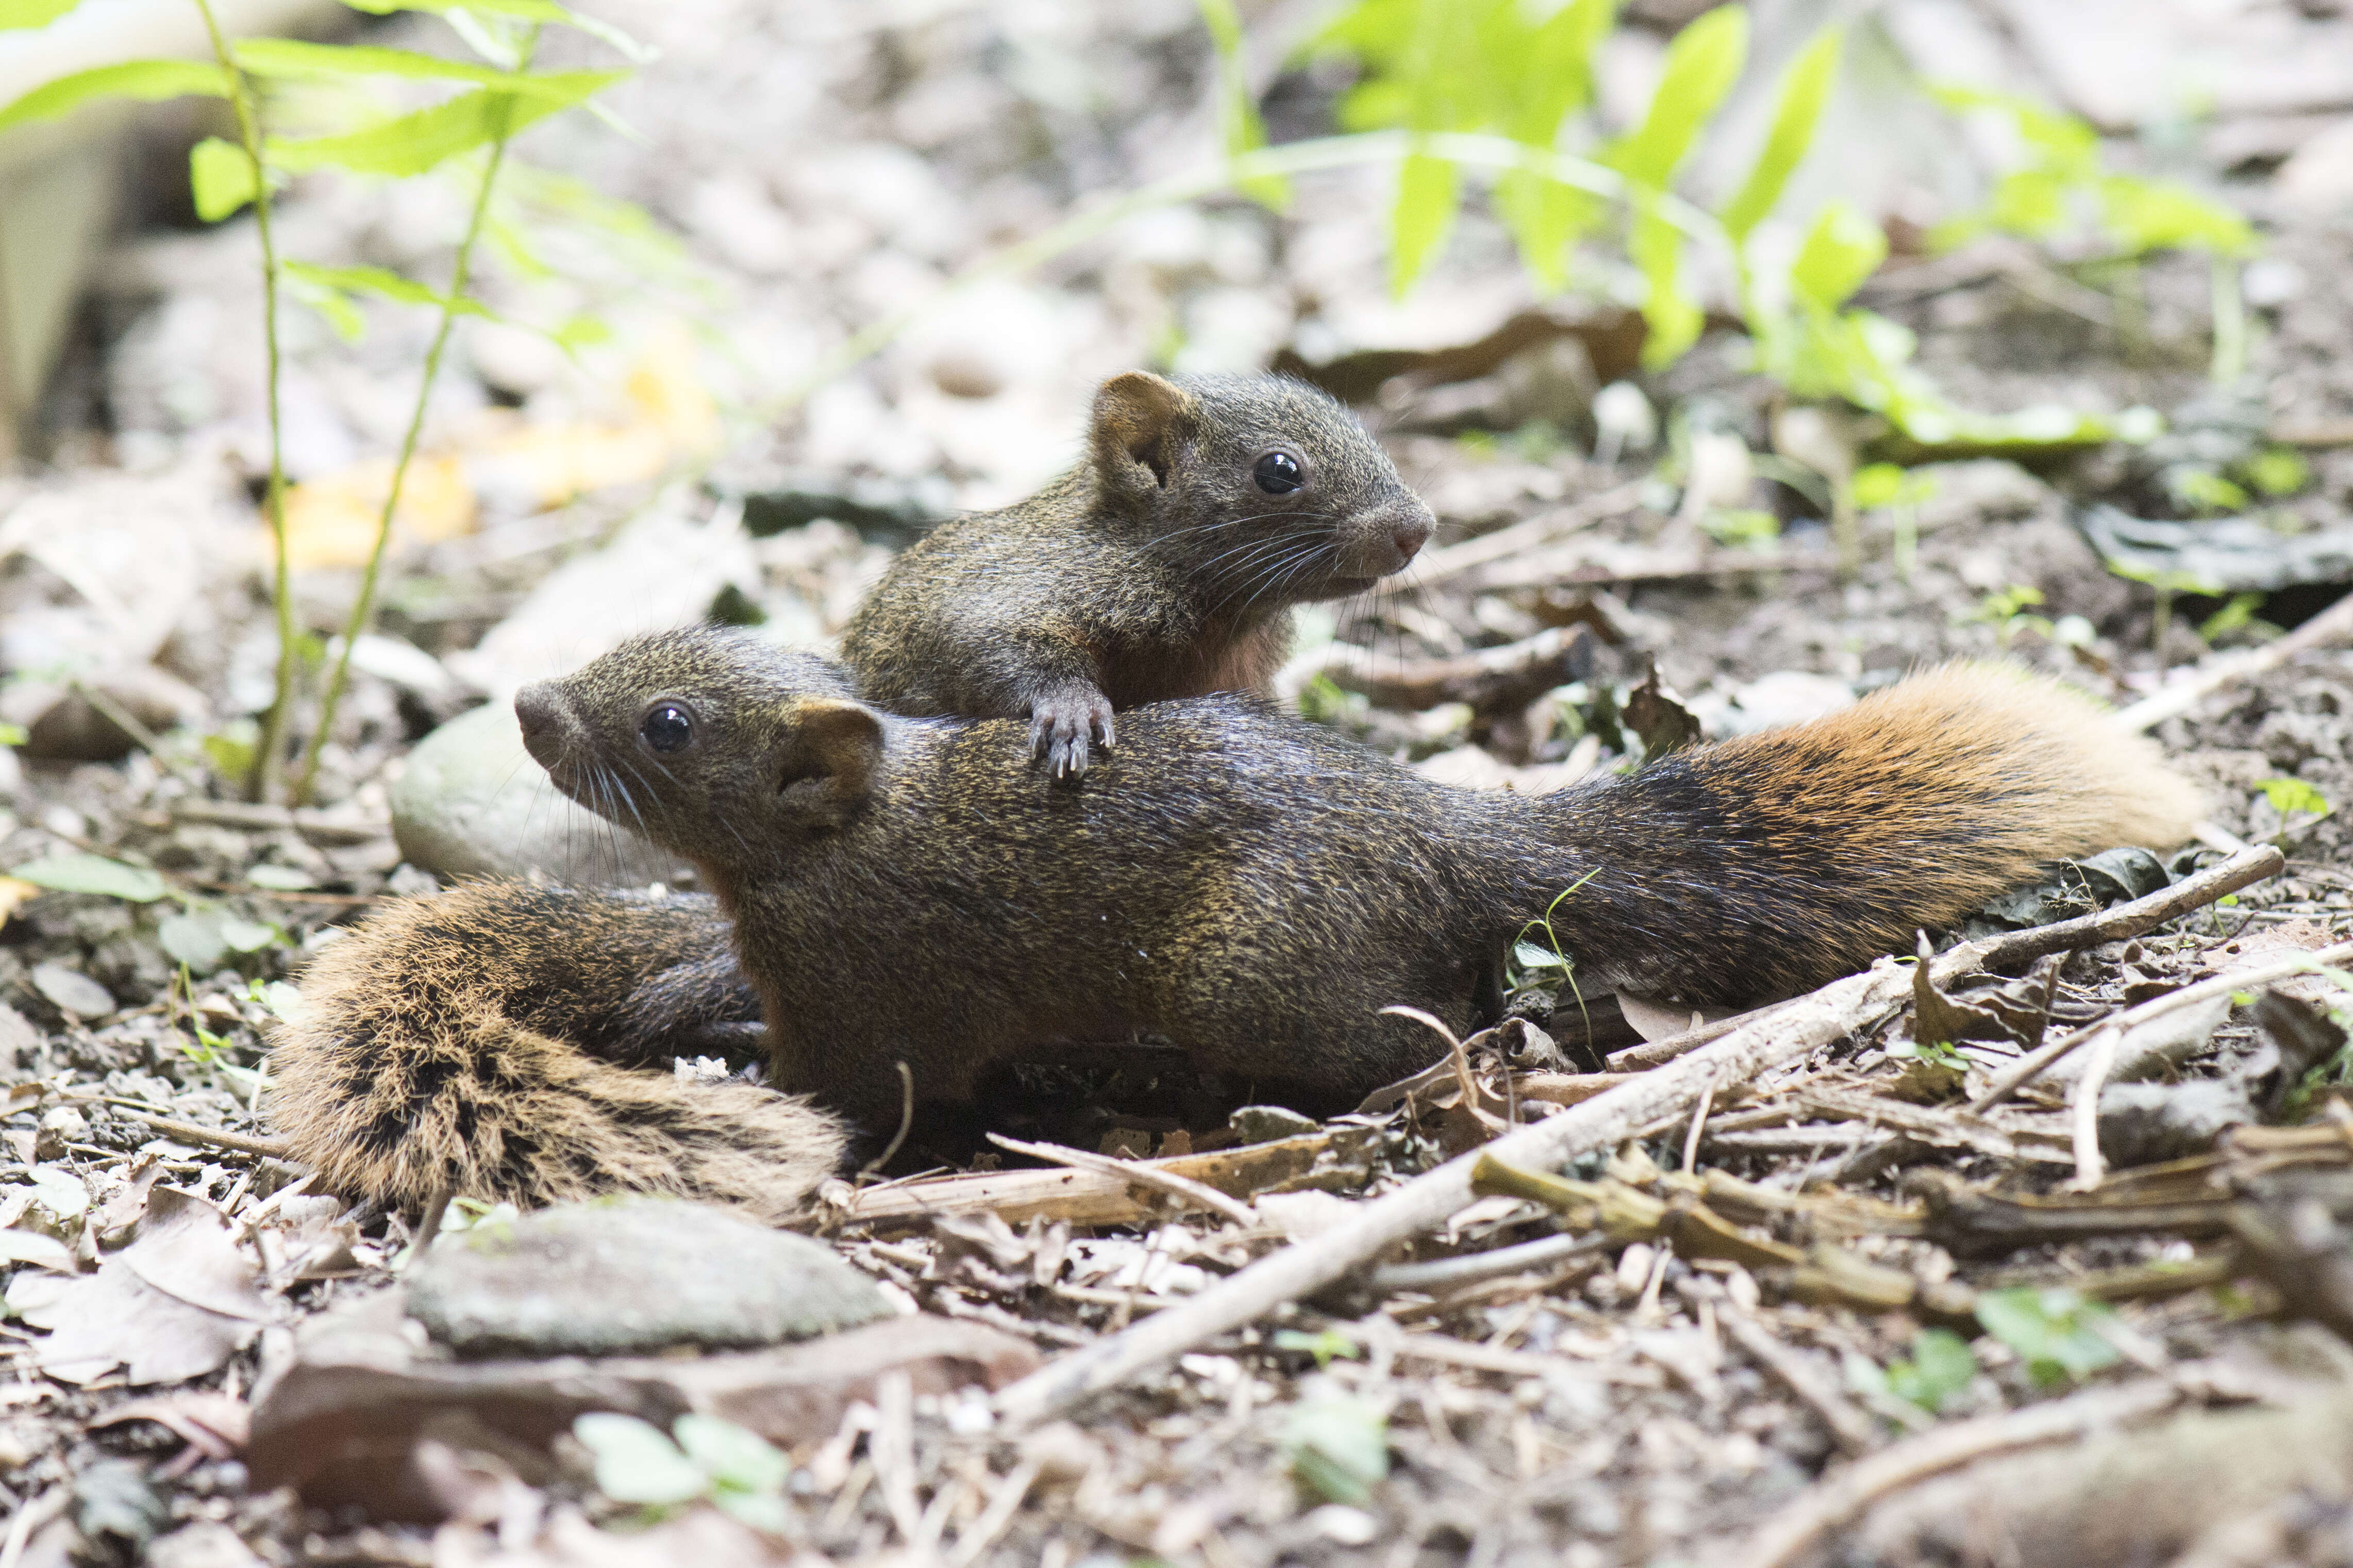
1715,1306,1879,1458
2118,592,2353,734
990,956,1918,1429
1681,1069,1717,1173
2070,1025,2123,1189
0,1486,67,1568
873,1370,923,1544
857,1063,917,1182
1368,1231,1605,1295
986,1135,1257,1228
1958,845,2283,975
1609,999,1791,1071
1727,1379,2184,1568
1970,937,2353,1114
946,1456,1042,1568
118,1111,290,1160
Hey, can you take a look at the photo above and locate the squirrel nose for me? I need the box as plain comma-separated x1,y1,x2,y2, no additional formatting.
1391,511,1432,565
514,682,562,764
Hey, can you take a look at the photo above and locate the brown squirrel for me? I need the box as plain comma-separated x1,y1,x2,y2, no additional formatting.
841,371,1436,775
272,628,2199,1216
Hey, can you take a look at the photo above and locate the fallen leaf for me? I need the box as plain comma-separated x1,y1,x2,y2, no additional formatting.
91,1389,252,1458
7,1188,275,1385
29,961,116,1018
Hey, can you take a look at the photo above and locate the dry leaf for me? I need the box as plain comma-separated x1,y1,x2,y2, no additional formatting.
7,1188,277,1385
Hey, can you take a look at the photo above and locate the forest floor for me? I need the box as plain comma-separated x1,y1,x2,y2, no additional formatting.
6,1,2353,1564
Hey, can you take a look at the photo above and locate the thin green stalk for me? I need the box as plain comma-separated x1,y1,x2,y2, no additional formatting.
192,0,294,803
761,130,1721,418
294,30,540,805
2208,254,2245,386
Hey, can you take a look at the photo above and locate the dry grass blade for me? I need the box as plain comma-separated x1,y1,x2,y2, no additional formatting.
983,1134,1258,1227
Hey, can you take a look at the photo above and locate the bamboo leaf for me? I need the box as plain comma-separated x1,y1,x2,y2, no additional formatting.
1632,202,1701,367
268,76,617,176
188,136,259,222
0,59,229,133
234,39,613,99
0,0,78,30
1790,200,1887,311
1608,4,1748,192
284,260,492,316
1719,24,1841,243
1389,148,1457,296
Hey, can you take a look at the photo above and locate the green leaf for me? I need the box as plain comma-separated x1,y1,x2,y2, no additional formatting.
189,137,259,223
235,39,620,99
1975,1286,2121,1388
2259,777,2330,819
1513,939,1566,971
673,1415,788,1494
8,852,167,903
257,981,307,1023
0,0,79,30
1389,149,1457,296
1608,4,1748,192
2096,174,2252,257
573,1413,708,1506
284,261,491,317
0,59,230,134
1282,1392,1390,1505
0,721,25,746
245,864,317,891
1272,1328,1363,1368
1631,202,1700,368
342,0,570,18
1720,25,1840,244
1197,0,1287,209
268,75,619,176
1789,200,1887,312
1883,1327,1976,1412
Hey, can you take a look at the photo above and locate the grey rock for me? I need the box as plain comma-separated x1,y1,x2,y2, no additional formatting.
389,701,686,887
1229,1104,1319,1144
406,1198,891,1358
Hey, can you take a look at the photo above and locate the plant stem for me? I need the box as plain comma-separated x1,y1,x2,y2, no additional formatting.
2208,254,2246,387
191,0,294,803
293,31,540,806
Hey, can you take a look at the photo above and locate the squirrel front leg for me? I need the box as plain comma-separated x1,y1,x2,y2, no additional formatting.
965,626,1117,780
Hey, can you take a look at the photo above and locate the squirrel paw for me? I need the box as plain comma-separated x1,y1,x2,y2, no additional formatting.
1029,687,1116,780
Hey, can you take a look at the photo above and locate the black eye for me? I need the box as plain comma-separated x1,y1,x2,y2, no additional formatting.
641,701,694,753
1253,450,1304,494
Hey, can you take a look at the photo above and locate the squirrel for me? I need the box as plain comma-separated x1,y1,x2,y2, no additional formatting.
840,370,1436,776
270,626,2199,1219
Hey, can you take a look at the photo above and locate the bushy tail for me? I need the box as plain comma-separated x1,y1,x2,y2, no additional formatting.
268,883,846,1223
1529,664,2206,1003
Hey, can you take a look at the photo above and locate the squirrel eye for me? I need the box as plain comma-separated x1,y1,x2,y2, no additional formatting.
1253,450,1305,495
640,701,695,754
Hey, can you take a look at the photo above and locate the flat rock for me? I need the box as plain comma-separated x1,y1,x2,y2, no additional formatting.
389,700,686,887
406,1198,891,1358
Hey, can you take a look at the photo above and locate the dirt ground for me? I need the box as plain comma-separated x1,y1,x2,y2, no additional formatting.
6,0,2353,1564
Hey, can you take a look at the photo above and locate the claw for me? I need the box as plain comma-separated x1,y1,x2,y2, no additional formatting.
1027,686,1116,784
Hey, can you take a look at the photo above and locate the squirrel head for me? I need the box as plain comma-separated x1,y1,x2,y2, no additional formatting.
1088,370,1436,607
515,629,883,882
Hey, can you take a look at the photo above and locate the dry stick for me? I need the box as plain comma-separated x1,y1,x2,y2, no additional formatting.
0,1487,68,1568
991,849,2284,1429
1728,1379,2184,1568
1970,934,2353,1115
1367,1230,1606,1295
2069,1024,2124,1189
1715,1307,1879,1459
118,1111,290,1160
1951,843,2283,978
985,1135,1258,1228
2118,588,2353,734
991,957,1917,1430
945,1457,1043,1568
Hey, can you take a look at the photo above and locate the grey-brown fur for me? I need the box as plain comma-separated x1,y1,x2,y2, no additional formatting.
516,630,2200,1135
841,371,1434,776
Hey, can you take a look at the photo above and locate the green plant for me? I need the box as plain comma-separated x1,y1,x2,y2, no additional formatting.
1848,1326,1977,1414
1974,1286,2122,1387
0,0,636,803
1964,584,2055,647
2258,778,2331,820
1271,1327,1363,1368
573,1412,792,1533
1281,1389,1390,1506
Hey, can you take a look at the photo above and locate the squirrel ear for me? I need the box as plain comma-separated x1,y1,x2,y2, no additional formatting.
1091,371,1195,491
781,699,883,819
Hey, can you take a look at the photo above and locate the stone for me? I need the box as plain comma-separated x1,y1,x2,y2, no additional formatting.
405,1198,892,1358
388,701,686,888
